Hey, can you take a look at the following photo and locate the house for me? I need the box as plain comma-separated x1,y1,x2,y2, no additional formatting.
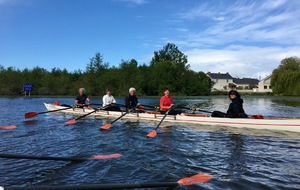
207,72,234,91
233,78,259,90
258,75,272,92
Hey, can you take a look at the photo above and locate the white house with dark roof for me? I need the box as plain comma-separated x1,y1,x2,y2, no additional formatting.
207,72,234,91
233,78,259,89
258,75,272,92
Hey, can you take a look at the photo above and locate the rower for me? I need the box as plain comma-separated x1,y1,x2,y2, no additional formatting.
102,88,121,111
125,87,144,113
160,88,182,115
211,90,248,118
75,88,91,108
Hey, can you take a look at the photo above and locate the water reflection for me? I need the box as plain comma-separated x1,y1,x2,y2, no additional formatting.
227,133,246,179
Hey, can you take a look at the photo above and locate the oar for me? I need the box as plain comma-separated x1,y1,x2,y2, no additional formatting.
195,109,213,114
65,104,114,125
0,125,17,130
0,153,122,162
100,105,139,130
65,109,98,125
143,104,160,110
147,105,173,138
1,173,212,190
177,106,213,114
25,106,75,119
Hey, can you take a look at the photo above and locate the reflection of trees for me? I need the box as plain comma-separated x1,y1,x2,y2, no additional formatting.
226,133,247,178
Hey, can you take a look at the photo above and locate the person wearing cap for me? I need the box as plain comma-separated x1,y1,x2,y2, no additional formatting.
160,88,182,115
211,90,248,118
75,88,91,108
102,88,121,111
125,87,144,112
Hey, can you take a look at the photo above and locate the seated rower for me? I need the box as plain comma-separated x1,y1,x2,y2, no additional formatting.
212,90,248,118
125,87,144,113
75,88,91,108
160,88,182,115
102,88,121,111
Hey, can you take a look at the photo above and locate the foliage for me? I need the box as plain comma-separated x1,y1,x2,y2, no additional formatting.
271,57,300,96
0,43,212,96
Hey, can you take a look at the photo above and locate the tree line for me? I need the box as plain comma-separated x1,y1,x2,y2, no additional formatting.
0,43,212,97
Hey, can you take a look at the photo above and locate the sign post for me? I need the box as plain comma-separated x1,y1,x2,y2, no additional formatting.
23,84,33,97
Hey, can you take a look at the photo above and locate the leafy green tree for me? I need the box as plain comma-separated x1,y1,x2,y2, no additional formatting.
85,52,109,96
271,57,300,95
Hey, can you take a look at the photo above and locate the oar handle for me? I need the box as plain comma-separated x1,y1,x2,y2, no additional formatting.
2,182,178,190
0,153,86,162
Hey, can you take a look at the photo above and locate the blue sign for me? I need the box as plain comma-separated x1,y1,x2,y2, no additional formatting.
23,84,33,91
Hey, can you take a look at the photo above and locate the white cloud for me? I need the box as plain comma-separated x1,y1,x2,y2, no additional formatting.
175,0,300,46
153,0,300,78
185,45,300,78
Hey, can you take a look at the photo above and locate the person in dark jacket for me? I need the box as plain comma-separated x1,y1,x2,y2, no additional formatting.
75,88,91,108
212,90,248,118
125,87,144,112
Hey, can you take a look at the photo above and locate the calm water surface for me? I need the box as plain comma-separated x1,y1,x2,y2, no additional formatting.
0,96,300,190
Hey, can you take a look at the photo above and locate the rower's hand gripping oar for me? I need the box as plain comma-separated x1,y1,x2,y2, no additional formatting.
0,173,212,190
100,105,140,130
0,153,122,162
25,106,75,119
147,105,173,138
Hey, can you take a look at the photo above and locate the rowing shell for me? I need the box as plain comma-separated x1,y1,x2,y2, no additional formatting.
43,103,300,133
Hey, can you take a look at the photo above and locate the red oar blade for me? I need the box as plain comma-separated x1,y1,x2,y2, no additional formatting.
90,153,122,160
177,173,213,186
100,124,112,130
24,112,38,119
65,119,76,125
147,130,157,138
0,125,17,130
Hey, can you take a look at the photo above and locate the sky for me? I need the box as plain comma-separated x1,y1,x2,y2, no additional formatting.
1,0,300,79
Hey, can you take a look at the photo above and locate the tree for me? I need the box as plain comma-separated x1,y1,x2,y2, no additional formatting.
85,52,109,96
271,57,300,95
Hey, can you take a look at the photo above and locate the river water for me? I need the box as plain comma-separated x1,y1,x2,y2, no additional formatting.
0,96,299,190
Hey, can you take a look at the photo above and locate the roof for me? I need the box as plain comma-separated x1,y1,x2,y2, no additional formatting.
207,72,233,79
233,78,259,85
261,75,272,81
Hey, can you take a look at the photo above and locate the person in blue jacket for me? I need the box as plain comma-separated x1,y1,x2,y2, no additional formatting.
212,90,248,118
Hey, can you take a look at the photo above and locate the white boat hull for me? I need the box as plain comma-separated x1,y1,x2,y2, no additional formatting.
44,103,300,133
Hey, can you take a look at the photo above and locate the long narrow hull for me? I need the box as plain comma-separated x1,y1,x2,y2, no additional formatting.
44,103,300,133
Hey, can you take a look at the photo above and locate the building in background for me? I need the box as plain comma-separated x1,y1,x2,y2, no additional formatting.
233,78,259,90
207,72,234,91
258,75,272,92
207,72,271,92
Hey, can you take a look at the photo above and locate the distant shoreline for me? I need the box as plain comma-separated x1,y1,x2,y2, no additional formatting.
1,93,299,98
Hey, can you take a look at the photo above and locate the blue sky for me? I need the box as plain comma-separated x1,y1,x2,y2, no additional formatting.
1,0,300,78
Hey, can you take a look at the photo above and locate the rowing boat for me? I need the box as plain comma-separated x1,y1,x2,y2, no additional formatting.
43,103,300,133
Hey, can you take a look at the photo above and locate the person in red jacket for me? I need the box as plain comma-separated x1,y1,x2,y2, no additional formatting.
160,88,182,115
